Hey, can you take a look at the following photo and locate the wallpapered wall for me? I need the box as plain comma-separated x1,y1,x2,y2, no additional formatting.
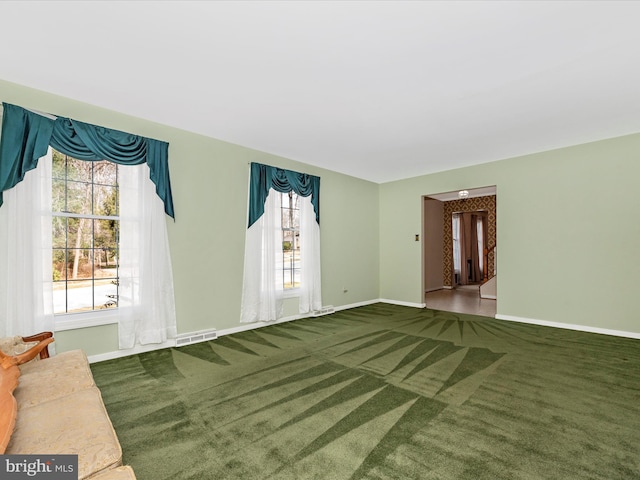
443,195,496,287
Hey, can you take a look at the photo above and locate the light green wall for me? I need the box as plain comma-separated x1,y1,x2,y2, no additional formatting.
0,79,380,356
3,77,639,351
380,135,640,334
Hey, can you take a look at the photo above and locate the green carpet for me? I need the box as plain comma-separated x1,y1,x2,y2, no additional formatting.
91,303,640,479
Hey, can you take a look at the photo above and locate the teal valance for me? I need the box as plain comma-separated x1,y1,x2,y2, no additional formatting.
248,162,320,228
0,103,174,218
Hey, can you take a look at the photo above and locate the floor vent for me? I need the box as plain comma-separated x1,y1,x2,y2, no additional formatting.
175,329,217,347
312,305,335,317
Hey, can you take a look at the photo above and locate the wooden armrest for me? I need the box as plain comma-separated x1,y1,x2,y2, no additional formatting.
21,332,53,359
0,364,20,453
0,351,17,370
12,337,55,365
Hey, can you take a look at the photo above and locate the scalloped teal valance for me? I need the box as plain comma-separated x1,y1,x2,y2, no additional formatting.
0,102,174,218
248,162,320,228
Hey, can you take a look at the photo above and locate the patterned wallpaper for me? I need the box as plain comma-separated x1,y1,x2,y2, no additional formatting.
443,195,496,287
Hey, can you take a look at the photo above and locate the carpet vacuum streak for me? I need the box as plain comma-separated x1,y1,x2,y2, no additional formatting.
91,303,640,479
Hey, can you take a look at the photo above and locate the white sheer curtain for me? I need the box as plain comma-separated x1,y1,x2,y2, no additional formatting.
240,190,284,323
0,149,55,342
298,195,322,313
477,216,484,276
452,213,461,281
118,163,177,349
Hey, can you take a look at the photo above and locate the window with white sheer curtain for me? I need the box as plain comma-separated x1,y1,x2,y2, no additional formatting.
240,163,321,324
0,149,177,349
0,105,177,350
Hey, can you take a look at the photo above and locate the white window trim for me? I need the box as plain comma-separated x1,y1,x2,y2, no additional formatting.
55,309,119,331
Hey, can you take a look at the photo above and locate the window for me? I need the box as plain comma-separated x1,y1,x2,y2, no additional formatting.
51,150,119,314
281,191,300,289
241,162,321,323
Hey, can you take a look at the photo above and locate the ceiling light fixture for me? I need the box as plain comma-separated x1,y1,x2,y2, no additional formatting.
458,190,469,199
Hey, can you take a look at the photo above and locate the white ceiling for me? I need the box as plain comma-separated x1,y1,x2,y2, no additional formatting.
1,1,640,183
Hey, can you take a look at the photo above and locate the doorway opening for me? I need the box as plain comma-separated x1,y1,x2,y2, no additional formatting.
422,186,497,317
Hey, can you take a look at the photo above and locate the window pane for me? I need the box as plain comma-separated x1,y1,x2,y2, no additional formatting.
283,249,293,268
283,212,299,230
53,280,67,314
95,278,118,310
283,268,292,289
281,200,300,230
67,218,93,250
52,217,66,248
94,184,118,216
66,280,94,313
66,157,92,183
282,230,294,251
65,180,92,215
94,161,117,186
283,268,301,289
52,151,66,179
52,249,66,282
67,249,93,280
292,269,301,289
95,220,118,249
95,248,118,276
52,179,66,212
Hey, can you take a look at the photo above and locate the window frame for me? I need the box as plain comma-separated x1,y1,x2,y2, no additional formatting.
280,190,301,295
51,150,120,320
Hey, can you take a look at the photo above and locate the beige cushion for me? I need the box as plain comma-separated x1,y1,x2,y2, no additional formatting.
19,349,89,375
0,336,40,362
89,466,137,480
16,350,95,409
6,387,122,480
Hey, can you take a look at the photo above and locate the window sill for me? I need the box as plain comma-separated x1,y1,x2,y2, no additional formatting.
55,310,119,331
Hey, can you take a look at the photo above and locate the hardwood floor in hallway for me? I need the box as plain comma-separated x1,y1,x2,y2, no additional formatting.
425,285,496,317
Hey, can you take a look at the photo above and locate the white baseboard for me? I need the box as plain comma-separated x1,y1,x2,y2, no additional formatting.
87,339,176,364
495,314,640,340
217,314,302,337
335,299,380,311
378,298,426,309
480,294,497,300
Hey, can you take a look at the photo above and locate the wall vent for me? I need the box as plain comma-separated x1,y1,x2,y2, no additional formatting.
175,329,217,347
311,305,335,317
